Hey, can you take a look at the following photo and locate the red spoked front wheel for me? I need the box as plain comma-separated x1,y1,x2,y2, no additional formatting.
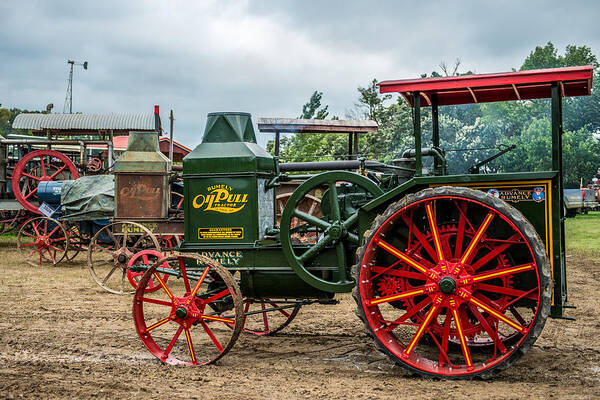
133,254,243,365
353,186,551,379
11,150,79,214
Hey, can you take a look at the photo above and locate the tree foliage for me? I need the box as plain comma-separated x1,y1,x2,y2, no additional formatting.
278,91,342,161
299,91,329,119
0,107,40,137
279,42,600,186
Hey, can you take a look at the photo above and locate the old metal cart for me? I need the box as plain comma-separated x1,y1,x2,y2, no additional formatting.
130,65,592,378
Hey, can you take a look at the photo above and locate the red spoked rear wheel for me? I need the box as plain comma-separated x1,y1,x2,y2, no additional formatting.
11,150,79,214
133,254,243,365
353,186,551,379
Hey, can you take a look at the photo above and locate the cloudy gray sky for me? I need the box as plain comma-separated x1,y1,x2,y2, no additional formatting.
1,0,598,148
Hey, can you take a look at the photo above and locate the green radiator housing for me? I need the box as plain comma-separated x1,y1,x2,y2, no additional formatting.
181,112,277,248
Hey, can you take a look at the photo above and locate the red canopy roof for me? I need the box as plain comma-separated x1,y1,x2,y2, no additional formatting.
379,65,594,107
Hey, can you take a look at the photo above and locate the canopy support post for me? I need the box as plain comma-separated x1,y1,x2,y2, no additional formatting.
551,82,567,306
348,132,353,160
431,93,440,174
275,131,280,157
413,92,422,176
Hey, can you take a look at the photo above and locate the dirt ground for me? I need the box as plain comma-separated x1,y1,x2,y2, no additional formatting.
0,238,599,400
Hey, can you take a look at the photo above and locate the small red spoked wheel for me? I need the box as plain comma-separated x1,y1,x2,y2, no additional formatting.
170,191,184,219
86,157,103,173
127,249,169,293
158,235,183,253
133,254,243,365
17,216,69,267
64,224,89,261
353,186,551,379
239,299,301,336
11,150,79,214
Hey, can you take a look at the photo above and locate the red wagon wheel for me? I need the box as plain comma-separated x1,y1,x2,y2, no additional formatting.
276,192,323,244
170,191,184,219
353,186,551,379
239,299,301,336
159,234,183,253
11,149,79,214
126,249,170,293
17,216,69,267
87,221,160,294
133,254,243,365
0,210,27,235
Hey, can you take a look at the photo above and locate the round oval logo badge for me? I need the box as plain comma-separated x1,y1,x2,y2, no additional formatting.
193,185,248,214
532,186,545,202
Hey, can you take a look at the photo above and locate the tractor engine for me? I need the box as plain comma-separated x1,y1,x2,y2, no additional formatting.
114,131,172,220
181,112,276,249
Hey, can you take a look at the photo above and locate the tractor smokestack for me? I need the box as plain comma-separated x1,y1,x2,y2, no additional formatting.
154,105,160,134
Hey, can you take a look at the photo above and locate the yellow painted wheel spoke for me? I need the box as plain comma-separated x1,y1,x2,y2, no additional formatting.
469,296,526,334
369,287,427,306
198,314,235,324
189,265,210,298
375,238,430,276
472,264,534,282
184,328,197,364
451,307,472,368
425,202,444,262
460,211,495,265
145,316,171,333
404,302,439,356
154,272,174,299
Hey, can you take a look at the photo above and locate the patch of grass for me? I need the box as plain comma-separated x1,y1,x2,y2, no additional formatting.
565,211,599,255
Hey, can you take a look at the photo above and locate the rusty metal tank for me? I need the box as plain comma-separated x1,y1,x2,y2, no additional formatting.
114,131,171,219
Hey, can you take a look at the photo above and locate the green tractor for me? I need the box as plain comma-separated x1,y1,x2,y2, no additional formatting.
131,65,592,378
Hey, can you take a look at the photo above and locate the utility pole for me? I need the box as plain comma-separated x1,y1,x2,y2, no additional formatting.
63,60,88,113
169,110,174,162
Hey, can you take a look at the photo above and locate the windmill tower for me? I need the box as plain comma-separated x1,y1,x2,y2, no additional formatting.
63,60,88,113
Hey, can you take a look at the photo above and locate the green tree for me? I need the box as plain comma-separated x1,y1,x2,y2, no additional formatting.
0,107,39,137
355,79,392,124
299,91,329,119
353,79,413,161
278,91,344,161
519,42,600,132
562,127,600,187
520,42,562,70
279,43,599,182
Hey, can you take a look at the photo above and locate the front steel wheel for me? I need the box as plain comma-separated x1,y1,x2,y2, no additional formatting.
353,186,551,379
133,254,243,365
